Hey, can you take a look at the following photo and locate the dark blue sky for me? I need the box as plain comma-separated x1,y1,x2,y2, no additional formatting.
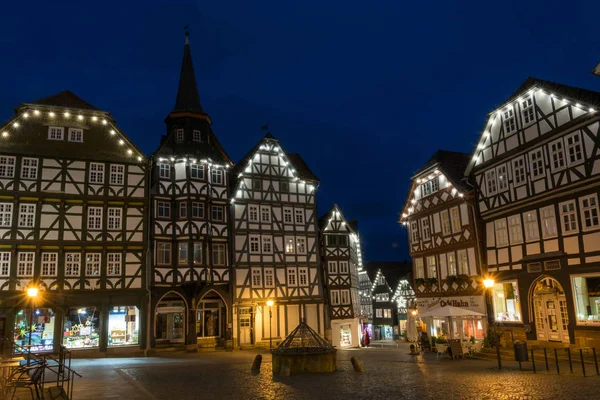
1,1,599,262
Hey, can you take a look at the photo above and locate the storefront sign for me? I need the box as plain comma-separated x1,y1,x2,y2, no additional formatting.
417,296,486,315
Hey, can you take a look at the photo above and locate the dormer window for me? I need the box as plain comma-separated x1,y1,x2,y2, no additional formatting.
421,176,439,197
503,108,516,135
48,127,64,140
193,130,201,142
176,129,184,142
68,128,83,142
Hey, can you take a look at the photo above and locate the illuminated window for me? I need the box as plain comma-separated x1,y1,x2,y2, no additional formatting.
494,218,508,246
107,253,122,275
508,214,522,244
441,210,451,236
580,195,600,229
178,243,188,265
447,252,456,276
523,211,539,241
285,238,295,253
0,203,12,227
491,281,522,322
296,237,306,254
63,307,100,349
450,207,461,233
414,258,424,279
108,306,139,346
421,217,431,240
427,256,437,279
559,200,578,233
85,253,101,276
541,206,557,237
65,253,81,277
497,164,508,191
156,243,171,265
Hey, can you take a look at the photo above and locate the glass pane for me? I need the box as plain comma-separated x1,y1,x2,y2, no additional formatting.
108,306,139,346
63,307,100,349
14,308,55,352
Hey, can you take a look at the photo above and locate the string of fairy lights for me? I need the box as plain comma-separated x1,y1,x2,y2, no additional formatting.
1,106,146,162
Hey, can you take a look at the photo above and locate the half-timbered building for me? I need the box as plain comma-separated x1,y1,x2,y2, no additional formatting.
230,130,325,347
149,33,234,350
466,78,600,347
400,150,487,343
319,204,363,348
0,91,148,356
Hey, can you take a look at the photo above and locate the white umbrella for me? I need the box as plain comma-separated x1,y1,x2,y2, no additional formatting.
419,305,485,318
406,316,419,342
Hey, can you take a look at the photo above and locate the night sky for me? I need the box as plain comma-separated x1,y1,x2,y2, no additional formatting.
1,1,599,263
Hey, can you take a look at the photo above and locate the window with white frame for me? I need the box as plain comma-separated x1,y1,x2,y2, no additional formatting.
48,126,64,140
521,96,535,125
566,132,583,165
508,214,523,244
68,128,83,142
410,221,419,243
457,249,468,275
156,243,171,265
299,267,308,287
41,252,58,276
21,158,38,180
107,208,121,230
571,275,600,325
512,157,526,186
211,205,224,221
421,217,431,241
331,290,340,305
378,275,385,285
285,237,295,253
296,237,306,254
212,243,226,265
523,210,540,241
341,289,350,304
190,164,204,179
441,210,451,236
339,261,349,274
0,156,15,178
0,203,12,227
580,195,600,229
375,293,389,302
157,201,170,218
415,258,424,279
503,108,516,134
0,252,9,276
260,206,270,222
451,207,461,233
495,218,509,246
384,309,392,318
541,206,557,237
328,261,337,274
248,205,258,222
559,201,578,234
287,268,297,286
421,177,440,197
85,253,101,276
176,129,184,141
87,207,102,230
550,139,566,171
65,253,81,277
159,163,170,179
178,242,188,264
283,208,293,224
18,204,36,228
295,209,304,224
211,169,223,185
497,164,508,191
89,163,104,184
491,281,522,322
249,235,260,254
262,236,272,253
193,130,201,142
376,308,382,318
109,165,124,185
17,252,34,277
485,169,497,195
252,269,262,287
192,202,204,218
178,201,187,219
107,253,122,276
447,252,457,276
529,149,544,179
265,269,274,287
426,256,437,279
193,242,202,265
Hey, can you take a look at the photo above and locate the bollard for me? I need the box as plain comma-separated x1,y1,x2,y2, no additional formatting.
554,349,560,374
251,354,262,373
279,359,291,377
567,348,573,373
351,356,365,372
531,349,536,374
544,348,549,372
580,349,586,377
593,348,599,376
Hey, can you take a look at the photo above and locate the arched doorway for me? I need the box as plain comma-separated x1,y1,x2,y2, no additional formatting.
155,292,187,345
531,277,569,343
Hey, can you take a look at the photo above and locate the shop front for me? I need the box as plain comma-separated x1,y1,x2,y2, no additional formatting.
331,318,361,348
417,296,486,343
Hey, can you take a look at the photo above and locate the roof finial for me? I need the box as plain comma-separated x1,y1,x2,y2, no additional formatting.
184,24,190,44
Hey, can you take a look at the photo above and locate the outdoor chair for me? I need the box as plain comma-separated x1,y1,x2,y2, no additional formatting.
5,361,46,399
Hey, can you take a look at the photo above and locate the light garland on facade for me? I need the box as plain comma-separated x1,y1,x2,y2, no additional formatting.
1,107,145,162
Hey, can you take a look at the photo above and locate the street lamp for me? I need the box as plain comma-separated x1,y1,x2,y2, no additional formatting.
266,300,274,351
483,278,502,370
411,310,417,316
26,286,39,366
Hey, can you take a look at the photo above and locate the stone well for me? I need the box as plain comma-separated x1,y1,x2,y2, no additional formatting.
271,320,336,375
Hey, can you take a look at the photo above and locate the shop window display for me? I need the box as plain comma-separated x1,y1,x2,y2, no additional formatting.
108,306,139,346
573,275,600,325
339,325,352,347
491,281,522,322
63,307,100,349
14,308,55,352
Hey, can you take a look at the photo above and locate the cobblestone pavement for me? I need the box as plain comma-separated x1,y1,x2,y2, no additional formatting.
65,345,600,400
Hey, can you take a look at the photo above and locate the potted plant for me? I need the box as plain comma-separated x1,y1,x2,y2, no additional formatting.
424,278,438,288
446,275,457,286
470,336,476,344
415,278,425,286
456,274,469,286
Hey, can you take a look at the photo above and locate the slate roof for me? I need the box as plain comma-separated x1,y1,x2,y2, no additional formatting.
412,150,471,190
287,153,319,182
26,90,102,111
172,34,204,114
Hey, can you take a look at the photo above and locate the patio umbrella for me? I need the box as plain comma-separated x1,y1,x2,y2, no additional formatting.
418,305,485,318
406,315,419,342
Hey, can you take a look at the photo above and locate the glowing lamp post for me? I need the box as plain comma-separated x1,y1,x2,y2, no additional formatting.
266,300,274,351
411,310,417,316
26,286,39,366
483,278,502,370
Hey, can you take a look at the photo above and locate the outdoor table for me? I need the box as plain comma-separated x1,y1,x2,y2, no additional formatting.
0,358,22,396
436,344,449,359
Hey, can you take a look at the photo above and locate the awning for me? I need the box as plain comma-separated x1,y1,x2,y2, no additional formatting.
419,305,485,318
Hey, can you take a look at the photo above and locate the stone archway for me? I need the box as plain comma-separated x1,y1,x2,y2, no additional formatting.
529,276,569,343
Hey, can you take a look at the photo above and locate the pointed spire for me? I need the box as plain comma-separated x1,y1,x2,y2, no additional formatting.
172,30,204,114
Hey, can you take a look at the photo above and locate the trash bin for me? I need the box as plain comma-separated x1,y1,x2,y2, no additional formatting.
514,340,528,362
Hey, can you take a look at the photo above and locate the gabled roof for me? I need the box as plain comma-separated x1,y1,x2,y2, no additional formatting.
318,204,356,232
287,153,319,181
365,261,412,291
412,150,471,188
25,90,102,111
172,33,204,115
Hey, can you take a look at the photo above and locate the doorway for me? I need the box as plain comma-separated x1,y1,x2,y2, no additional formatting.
533,278,569,343
156,297,186,345
239,307,253,345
